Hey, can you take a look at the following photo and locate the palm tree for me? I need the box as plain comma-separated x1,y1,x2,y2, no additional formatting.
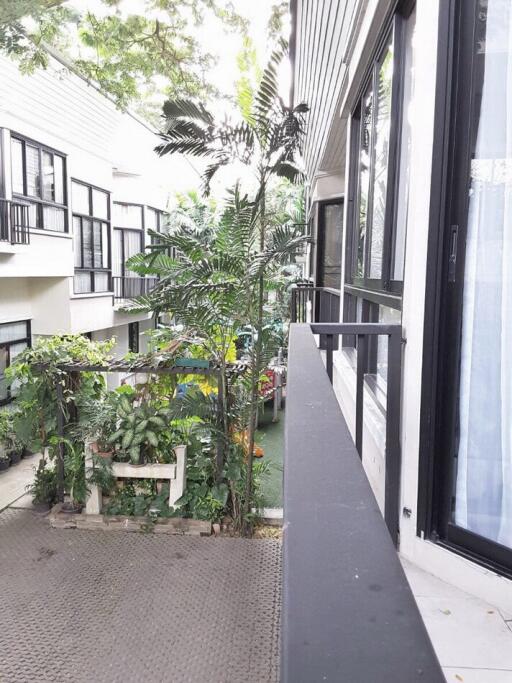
143,40,307,534
128,184,307,530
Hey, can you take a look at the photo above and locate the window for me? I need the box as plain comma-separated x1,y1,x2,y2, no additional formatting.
72,180,111,294
342,5,416,407
11,136,67,232
347,6,415,297
128,322,139,354
112,202,145,280
0,321,30,405
113,203,143,230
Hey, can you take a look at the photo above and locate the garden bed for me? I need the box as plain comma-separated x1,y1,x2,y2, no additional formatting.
49,502,212,535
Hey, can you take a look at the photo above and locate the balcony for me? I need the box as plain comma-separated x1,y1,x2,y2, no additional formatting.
282,312,444,680
112,276,159,301
0,199,30,249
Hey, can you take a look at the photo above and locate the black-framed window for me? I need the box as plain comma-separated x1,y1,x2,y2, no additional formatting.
128,322,139,354
112,202,144,278
0,320,30,405
346,6,413,299
11,135,67,232
72,180,111,294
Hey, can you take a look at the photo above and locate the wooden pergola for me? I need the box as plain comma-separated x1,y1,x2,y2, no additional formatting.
42,356,247,502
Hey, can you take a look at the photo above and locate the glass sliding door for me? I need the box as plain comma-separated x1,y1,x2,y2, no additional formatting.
435,0,512,570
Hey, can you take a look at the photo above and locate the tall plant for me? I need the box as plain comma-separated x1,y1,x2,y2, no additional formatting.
148,40,307,534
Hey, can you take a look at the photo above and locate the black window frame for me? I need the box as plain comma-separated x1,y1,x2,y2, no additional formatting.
72,179,112,295
345,9,408,303
0,320,31,406
418,0,512,579
11,133,68,233
113,201,145,278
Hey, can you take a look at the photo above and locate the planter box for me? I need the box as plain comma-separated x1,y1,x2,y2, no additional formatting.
85,444,187,515
174,358,210,369
49,503,211,536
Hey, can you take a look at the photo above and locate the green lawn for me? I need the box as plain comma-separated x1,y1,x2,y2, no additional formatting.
255,401,284,508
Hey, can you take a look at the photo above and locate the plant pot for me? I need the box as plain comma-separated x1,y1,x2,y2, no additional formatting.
91,442,114,461
9,450,22,466
61,501,83,514
0,459,10,472
22,448,33,459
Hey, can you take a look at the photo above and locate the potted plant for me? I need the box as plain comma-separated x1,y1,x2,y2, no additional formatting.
74,393,119,462
47,437,86,513
0,411,13,470
0,451,10,472
108,395,170,465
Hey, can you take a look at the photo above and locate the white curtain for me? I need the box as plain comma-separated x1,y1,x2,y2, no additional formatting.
455,0,512,547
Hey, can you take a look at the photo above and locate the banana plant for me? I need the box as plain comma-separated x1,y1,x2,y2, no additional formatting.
108,395,170,465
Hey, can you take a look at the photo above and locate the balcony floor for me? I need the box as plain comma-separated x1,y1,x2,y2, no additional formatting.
0,505,281,682
402,558,512,682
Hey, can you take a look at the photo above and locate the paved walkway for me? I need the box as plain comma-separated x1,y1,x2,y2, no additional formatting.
0,508,281,683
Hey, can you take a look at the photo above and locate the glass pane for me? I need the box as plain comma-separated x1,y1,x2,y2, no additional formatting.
72,182,90,215
42,150,54,201
0,347,7,401
124,229,143,275
26,145,40,197
74,272,92,294
356,85,373,278
320,203,343,290
0,322,27,343
25,202,39,229
73,217,82,267
94,272,110,292
8,342,27,397
146,208,158,232
42,206,65,232
113,203,143,229
113,229,123,277
11,139,24,195
101,222,109,268
369,38,394,279
92,189,109,220
93,220,103,268
394,9,416,281
454,0,512,548
82,218,93,268
54,155,65,205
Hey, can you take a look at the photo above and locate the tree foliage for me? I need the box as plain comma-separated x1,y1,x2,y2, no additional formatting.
0,0,247,120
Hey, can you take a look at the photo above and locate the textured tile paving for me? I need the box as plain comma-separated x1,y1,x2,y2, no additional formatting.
0,508,281,683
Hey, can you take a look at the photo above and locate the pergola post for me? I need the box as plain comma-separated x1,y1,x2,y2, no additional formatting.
55,380,66,503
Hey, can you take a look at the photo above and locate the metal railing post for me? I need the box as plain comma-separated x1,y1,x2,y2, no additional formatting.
384,328,402,547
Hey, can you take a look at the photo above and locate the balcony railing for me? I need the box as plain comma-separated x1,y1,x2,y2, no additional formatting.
282,323,443,682
0,199,30,245
290,283,340,324
113,276,158,300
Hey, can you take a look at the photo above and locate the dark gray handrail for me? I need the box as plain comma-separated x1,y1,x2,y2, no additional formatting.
282,323,443,682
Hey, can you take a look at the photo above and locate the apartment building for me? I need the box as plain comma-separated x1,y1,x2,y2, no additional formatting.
0,50,195,402
290,0,512,613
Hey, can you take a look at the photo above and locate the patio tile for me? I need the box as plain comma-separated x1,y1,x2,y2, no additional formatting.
443,667,512,682
415,594,512,670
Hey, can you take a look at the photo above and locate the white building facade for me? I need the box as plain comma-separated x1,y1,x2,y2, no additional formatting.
292,0,512,611
0,51,196,403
